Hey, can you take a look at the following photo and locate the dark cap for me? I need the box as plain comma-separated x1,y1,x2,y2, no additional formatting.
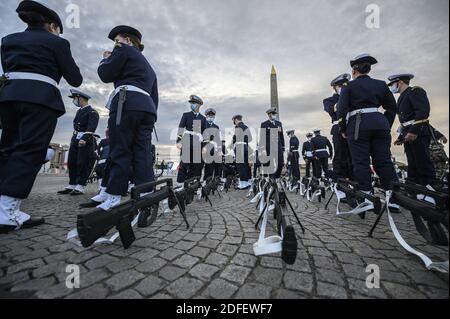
68,89,91,100
331,73,351,86
232,114,243,122
266,108,277,115
189,95,203,106
350,54,378,68
16,0,64,33
387,74,415,86
108,25,142,41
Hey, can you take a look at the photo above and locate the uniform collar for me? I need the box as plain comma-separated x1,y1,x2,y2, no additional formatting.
25,26,48,32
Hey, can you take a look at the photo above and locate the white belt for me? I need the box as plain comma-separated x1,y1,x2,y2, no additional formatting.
305,151,313,157
183,130,204,140
235,142,248,145
106,85,150,109
346,107,380,121
4,72,57,87
332,120,340,125
315,149,328,153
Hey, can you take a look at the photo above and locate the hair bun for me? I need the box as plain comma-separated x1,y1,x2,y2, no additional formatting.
18,11,46,25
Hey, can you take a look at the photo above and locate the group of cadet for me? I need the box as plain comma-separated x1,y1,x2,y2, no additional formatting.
0,1,448,234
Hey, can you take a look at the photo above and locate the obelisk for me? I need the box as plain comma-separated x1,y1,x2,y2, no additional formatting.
270,65,279,118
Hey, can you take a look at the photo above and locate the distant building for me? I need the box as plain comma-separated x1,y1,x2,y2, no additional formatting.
41,143,69,174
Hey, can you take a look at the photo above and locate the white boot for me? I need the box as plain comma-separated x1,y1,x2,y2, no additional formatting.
97,194,121,211
162,199,173,214
97,179,103,188
0,196,30,228
91,187,108,203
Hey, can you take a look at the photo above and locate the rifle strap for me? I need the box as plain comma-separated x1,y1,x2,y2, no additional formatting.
334,184,375,216
385,191,448,273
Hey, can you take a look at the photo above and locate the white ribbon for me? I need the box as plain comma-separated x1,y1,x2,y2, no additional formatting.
385,192,449,273
253,196,282,256
67,212,140,247
334,184,374,216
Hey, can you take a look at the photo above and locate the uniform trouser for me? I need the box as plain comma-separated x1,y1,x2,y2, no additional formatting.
0,102,58,199
305,157,314,178
107,111,155,196
332,133,352,181
314,157,330,179
262,152,284,179
253,163,261,178
347,129,398,191
404,135,435,186
96,162,107,180
177,162,203,183
68,137,94,186
204,163,222,179
236,146,251,182
291,153,300,181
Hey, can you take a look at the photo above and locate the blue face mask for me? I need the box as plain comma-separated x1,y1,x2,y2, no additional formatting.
207,116,215,124
191,104,199,114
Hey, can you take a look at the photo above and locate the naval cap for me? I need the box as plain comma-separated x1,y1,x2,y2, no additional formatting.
16,0,64,33
286,130,295,135
306,132,313,137
331,73,351,86
266,108,277,115
313,128,321,133
205,108,216,116
387,73,415,86
350,54,378,68
189,95,203,106
108,25,142,42
68,89,91,100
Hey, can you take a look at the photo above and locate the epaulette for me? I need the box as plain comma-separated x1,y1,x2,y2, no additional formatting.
411,86,424,91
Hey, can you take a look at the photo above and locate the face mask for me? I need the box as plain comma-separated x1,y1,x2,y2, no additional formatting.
207,116,215,124
336,87,342,95
191,104,199,114
73,99,80,108
390,83,399,94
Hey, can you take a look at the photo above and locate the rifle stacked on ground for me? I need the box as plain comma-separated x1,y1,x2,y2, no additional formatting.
325,179,383,219
369,182,449,273
77,176,222,249
251,177,305,265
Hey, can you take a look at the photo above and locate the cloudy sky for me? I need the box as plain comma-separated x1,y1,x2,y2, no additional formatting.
1,0,448,162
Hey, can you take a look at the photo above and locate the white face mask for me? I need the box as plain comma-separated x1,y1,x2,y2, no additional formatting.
336,87,342,95
390,83,400,94
207,116,215,124
72,99,80,108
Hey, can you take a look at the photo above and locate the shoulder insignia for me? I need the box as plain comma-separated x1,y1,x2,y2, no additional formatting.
412,86,424,91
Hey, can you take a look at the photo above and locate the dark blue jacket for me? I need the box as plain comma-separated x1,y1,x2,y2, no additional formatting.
302,140,314,159
98,44,158,119
178,111,207,133
98,138,110,160
260,119,285,155
289,136,300,152
337,75,397,135
0,27,82,116
72,105,99,142
323,94,340,136
233,122,252,145
397,86,431,137
311,135,333,159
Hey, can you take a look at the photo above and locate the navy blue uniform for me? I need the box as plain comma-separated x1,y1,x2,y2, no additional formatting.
260,120,285,178
233,122,252,182
177,111,207,183
96,138,110,181
203,122,222,179
289,135,300,181
323,94,352,180
0,27,82,199
337,75,398,191
68,106,99,187
98,44,158,196
311,134,333,179
302,140,315,178
397,86,435,186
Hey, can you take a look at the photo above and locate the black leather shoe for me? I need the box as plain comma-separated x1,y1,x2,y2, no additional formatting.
0,218,45,234
282,226,298,265
57,189,73,195
79,200,101,209
70,190,84,196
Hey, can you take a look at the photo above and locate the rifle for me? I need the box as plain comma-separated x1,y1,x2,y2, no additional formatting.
369,182,449,244
252,178,305,265
369,182,449,273
77,178,189,249
304,177,326,203
324,179,383,219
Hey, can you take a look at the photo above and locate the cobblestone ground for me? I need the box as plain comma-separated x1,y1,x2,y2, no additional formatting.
0,175,448,299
